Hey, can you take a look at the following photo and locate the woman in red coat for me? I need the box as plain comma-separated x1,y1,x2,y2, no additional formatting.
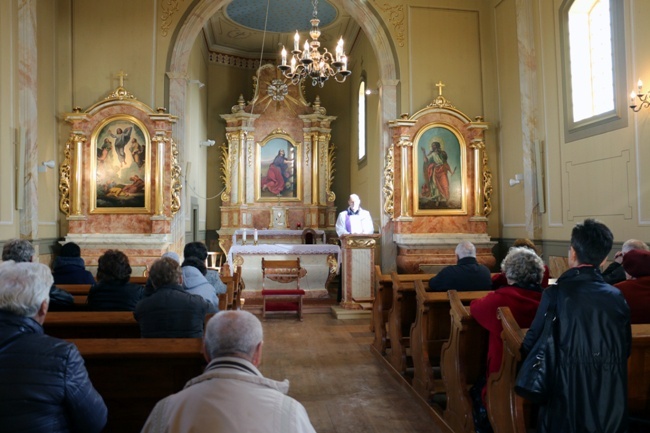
470,247,544,409
615,248,650,324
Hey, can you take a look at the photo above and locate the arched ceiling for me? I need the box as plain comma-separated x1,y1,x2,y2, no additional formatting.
203,0,360,59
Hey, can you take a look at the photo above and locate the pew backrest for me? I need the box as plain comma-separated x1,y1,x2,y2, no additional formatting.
44,311,140,339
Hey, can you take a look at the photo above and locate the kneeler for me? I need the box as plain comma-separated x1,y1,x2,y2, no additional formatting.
261,258,306,321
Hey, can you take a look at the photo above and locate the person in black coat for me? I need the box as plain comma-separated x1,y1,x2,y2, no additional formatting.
2,239,74,311
427,241,492,292
51,242,95,285
521,219,631,433
0,261,107,432
87,249,144,311
134,257,211,338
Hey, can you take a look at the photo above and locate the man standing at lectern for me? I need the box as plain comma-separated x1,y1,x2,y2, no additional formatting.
335,194,374,237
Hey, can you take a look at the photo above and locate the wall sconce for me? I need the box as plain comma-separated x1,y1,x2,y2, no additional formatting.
188,79,205,88
38,160,55,173
365,88,378,95
199,139,215,147
509,173,523,187
630,79,650,112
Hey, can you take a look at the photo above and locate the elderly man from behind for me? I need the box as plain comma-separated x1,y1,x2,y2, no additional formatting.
3,239,74,311
142,310,317,433
0,261,107,432
602,238,649,285
427,240,492,292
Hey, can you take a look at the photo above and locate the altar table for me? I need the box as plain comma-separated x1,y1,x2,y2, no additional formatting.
227,244,340,299
231,229,326,246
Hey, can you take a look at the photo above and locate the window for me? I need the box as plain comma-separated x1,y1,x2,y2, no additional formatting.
358,79,367,162
560,0,627,142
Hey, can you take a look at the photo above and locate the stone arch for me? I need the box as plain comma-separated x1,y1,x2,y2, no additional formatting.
167,0,399,267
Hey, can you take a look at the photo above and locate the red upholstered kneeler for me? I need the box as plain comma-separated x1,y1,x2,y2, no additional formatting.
261,258,305,321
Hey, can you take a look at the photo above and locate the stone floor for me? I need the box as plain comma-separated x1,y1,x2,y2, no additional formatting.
257,313,446,433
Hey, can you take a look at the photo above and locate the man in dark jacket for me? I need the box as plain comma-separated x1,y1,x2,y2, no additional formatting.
52,242,95,285
601,238,648,285
521,219,631,433
0,261,107,432
3,239,75,311
134,257,211,338
427,240,492,292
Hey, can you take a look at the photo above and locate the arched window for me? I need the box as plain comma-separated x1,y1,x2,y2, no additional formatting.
560,0,627,141
358,79,367,162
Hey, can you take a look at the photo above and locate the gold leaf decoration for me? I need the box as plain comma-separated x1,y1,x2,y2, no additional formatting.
170,138,182,215
383,143,395,217
374,1,406,47
58,133,81,216
326,142,336,203
160,0,184,37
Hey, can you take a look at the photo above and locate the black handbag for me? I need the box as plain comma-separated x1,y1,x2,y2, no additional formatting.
514,288,558,404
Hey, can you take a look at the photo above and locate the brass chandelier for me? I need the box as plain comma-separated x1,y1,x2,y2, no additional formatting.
278,0,351,87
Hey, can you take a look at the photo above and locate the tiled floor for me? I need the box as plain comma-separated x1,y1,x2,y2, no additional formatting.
258,313,445,433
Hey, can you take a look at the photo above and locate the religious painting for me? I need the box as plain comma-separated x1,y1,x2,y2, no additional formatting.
412,123,467,215
90,115,151,214
255,132,302,202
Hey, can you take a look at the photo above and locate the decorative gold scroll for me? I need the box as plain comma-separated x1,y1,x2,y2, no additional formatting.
346,238,376,249
383,143,395,217
170,137,182,215
326,141,336,203
58,133,82,216
220,136,234,202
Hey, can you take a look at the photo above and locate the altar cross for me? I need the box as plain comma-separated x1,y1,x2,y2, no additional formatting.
115,70,128,87
435,81,445,96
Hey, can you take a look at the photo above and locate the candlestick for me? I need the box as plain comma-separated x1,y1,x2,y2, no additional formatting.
254,229,258,245
242,229,247,245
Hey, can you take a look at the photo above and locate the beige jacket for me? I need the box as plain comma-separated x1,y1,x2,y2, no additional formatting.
141,356,316,433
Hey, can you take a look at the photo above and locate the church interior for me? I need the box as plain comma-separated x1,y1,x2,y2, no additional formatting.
1,0,650,431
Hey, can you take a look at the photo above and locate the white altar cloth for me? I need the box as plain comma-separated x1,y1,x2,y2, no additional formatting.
227,244,340,299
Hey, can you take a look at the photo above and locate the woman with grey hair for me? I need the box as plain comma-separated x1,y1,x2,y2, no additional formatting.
468,247,545,432
0,261,107,432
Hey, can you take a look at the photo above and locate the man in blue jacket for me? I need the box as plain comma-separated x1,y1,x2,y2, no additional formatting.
427,240,492,292
0,261,107,432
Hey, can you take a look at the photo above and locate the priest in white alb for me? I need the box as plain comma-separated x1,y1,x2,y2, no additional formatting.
335,194,374,237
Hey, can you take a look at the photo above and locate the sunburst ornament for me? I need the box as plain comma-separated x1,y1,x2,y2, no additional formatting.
267,79,289,101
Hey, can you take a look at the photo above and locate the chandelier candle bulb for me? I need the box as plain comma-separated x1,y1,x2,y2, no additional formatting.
281,47,287,66
294,31,300,52
341,55,347,71
631,92,637,104
638,79,643,93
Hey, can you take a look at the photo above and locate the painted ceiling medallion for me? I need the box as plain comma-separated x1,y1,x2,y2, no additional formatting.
225,0,337,33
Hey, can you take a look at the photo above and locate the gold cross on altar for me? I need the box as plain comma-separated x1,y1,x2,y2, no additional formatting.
435,81,445,96
115,70,128,87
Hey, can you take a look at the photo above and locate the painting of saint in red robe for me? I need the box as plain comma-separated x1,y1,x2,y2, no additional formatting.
259,138,298,199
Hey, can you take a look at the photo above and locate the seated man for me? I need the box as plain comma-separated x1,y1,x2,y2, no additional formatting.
142,310,316,433
615,249,650,324
134,257,211,338
3,239,74,311
52,242,95,285
0,261,107,432
602,238,649,285
184,242,227,297
427,241,492,292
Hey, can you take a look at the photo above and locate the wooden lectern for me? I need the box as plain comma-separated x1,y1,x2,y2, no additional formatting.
338,234,381,310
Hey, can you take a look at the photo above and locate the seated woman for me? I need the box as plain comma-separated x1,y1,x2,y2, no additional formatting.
615,249,650,323
87,249,144,311
181,257,219,313
469,247,544,431
134,257,211,338
52,242,95,285
490,238,550,289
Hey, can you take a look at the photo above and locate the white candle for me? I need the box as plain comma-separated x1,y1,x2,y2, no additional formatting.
631,91,637,104
242,229,247,243
341,55,347,71
638,79,643,93
294,31,300,51
254,229,258,243
281,47,287,66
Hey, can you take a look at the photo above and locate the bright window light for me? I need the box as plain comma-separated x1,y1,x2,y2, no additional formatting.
358,80,367,161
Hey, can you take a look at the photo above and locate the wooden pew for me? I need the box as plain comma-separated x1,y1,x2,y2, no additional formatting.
71,338,206,433
488,308,650,433
486,306,528,433
371,265,393,354
218,266,242,311
43,311,140,339
56,284,92,295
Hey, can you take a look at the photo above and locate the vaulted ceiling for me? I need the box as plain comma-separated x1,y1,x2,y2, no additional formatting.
202,0,361,60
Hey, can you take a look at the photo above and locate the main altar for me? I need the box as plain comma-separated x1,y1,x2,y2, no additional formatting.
217,65,339,297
